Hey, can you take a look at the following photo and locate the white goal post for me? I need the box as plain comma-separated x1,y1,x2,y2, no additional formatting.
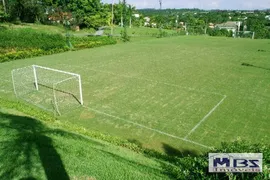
11,65,83,115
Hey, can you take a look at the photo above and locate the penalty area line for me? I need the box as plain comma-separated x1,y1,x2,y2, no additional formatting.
83,105,211,149
184,95,227,140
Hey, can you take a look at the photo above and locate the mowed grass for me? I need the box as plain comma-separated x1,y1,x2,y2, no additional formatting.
0,107,168,179
0,36,269,153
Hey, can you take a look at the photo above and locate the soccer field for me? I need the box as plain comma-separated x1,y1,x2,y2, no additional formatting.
0,36,269,153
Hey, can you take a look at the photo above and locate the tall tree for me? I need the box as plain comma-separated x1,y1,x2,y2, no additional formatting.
120,0,129,41
2,0,6,13
128,5,133,28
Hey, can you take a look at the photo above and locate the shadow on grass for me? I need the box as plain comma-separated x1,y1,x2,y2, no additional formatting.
36,83,81,105
162,143,198,158
242,63,270,71
0,112,69,180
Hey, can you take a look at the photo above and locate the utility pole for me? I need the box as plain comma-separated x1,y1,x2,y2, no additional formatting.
120,0,123,27
111,0,114,35
159,0,162,37
159,0,162,10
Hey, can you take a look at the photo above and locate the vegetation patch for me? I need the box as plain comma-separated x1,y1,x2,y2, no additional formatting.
0,98,269,179
0,28,116,63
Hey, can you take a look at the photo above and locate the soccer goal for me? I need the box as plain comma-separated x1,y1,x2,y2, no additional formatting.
11,65,83,115
235,31,255,39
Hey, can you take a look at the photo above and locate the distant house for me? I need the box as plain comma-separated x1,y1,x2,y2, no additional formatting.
48,12,73,24
209,23,215,29
151,23,157,28
133,14,140,18
215,21,242,33
144,17,150,26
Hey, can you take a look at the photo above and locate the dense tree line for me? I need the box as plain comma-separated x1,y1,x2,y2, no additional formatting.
0,0,138,30
1,0,270,38
138,9,270,39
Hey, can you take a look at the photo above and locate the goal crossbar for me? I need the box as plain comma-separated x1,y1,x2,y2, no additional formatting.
32,65,84,106
11,65,84,115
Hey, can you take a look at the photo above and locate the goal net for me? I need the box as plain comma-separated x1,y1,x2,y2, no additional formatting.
235,31,255,39
11,65,83,115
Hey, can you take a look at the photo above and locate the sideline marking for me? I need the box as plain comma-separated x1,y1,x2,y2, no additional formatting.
184,95,227,139
83,105,212,149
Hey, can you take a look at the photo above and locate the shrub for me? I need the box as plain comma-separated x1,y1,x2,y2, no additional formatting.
120,28,130,42
165,141,270,180
0,28,117,63
70,36,117,49
208,28,232,37
0,28,66,50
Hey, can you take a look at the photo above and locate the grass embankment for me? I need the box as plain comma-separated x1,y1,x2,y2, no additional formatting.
0,99,169,180
0,27,116,63
0,98,269,179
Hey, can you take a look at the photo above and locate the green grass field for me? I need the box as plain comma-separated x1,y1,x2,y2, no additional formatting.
0,36,269,154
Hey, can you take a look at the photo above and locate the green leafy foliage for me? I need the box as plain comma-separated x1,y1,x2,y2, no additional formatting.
166,141,270,180
120,28,130,42
70,36,117,48
208,28,233,37
0,28,66,50
0,28,117,62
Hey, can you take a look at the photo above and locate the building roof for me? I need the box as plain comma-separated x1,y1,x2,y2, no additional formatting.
215,21,241,28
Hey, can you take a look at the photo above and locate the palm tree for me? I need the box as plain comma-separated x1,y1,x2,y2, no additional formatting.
128,5,132,28
119,0,123,27
2,0,6,13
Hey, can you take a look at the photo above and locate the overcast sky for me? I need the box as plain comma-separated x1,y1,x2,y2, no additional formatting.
101,0,270,10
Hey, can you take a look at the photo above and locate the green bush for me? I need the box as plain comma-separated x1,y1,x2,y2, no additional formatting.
166,141,270,180
120,28,130,42
0,48,69,63
0,28,66,50
0,28,117,63
70,36,117,49
208,28,232,37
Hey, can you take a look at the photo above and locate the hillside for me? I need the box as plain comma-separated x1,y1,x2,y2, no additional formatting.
0,107,169,179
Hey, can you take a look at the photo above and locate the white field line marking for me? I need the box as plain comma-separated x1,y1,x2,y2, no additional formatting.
83,105,212,149
184,95,227,139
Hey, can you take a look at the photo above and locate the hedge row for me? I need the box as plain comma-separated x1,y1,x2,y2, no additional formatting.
0,29,117,63
0,28,66,50
70,36,117,49
0,48,69,63
0,98,269,180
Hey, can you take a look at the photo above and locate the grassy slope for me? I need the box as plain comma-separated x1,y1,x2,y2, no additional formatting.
0,23,95,35
0,36,269,154
0,107,169,180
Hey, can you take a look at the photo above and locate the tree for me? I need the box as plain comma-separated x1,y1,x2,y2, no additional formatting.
247,17,268,39
127,5,135,28
120,0,129,42
67,0,110,29
6,0,45,23
2,0,6,14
